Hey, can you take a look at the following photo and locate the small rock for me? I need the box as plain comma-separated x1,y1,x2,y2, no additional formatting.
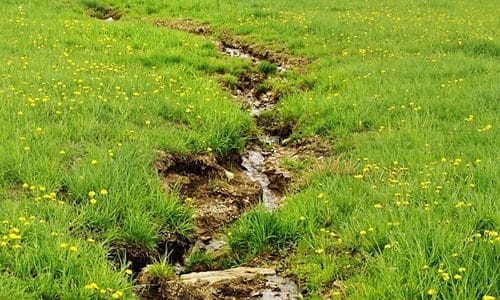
224,170,235,181
181,267,276,285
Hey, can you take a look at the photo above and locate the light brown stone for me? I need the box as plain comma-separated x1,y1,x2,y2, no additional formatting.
180,267,276,285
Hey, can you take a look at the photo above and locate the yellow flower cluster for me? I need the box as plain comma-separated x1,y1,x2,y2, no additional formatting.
84,282,124,299
1,216,45,250
88,189,108,205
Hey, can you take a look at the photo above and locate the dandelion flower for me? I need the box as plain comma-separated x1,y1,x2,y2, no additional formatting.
315,248,325,254
427,289,438,296
99,189,108,196
8,233,21,240
441,272,450,281
84,282,99,290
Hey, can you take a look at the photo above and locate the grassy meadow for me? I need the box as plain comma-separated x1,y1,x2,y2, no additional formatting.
0,0,498,299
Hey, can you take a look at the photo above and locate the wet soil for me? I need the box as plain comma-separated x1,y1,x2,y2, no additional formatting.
155,152,262,237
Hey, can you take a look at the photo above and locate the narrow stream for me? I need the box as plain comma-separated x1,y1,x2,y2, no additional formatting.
220,45,285,211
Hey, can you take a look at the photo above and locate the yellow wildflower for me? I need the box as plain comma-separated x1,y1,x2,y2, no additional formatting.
427,288,438,296
84,282,99,290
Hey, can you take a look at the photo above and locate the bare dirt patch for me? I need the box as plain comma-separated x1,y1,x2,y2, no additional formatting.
155,19,212,35
216,34,308,71
86,5,123,20
155,152,262,237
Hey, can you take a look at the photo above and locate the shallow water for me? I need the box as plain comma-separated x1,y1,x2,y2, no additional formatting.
241,148,281,210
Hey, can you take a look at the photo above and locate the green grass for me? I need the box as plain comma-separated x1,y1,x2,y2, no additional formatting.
1,0,498,299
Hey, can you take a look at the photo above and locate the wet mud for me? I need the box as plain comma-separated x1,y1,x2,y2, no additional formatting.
155,152,262,237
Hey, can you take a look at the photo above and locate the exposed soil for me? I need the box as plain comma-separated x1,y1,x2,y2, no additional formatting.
216,34,308,71
155,152,262,237
110,233,191,274
86,5,123,20
155,19,212,35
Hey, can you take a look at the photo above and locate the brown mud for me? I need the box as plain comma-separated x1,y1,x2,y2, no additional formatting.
155,152,262,237
86,5,123,21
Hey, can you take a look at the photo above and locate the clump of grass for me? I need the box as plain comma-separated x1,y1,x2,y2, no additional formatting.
227,206,300,256
147,259,176,280
257,61,277,75
185,251,215,271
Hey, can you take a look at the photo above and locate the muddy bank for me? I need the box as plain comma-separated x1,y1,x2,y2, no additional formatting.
155,152,262,237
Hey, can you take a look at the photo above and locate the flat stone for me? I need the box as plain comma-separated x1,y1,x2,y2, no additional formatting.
181,267,276,285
